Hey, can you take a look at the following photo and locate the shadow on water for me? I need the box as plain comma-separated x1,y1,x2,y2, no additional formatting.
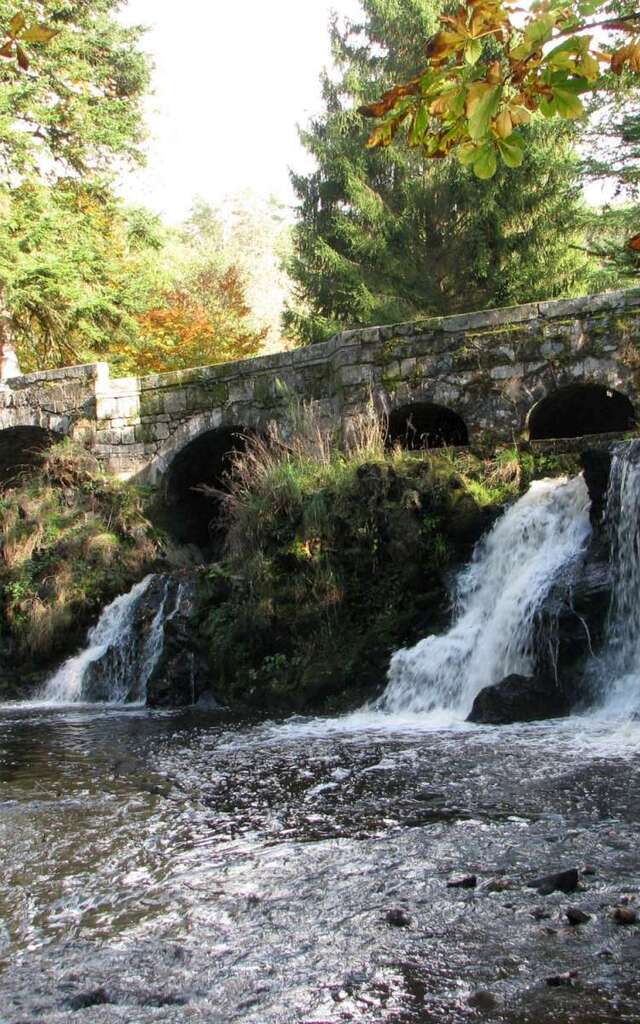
2,705,640,1022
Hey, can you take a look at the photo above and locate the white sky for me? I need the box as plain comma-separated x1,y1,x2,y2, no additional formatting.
120,0,363,222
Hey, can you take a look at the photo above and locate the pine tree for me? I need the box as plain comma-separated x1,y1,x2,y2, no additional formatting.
285,0,598,344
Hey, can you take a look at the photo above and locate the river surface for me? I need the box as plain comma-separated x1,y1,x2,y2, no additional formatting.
2,705,640,1024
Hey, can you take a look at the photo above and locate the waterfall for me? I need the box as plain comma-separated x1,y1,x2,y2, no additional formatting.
595,440,640,713
39,576,176,705
379,475,592,719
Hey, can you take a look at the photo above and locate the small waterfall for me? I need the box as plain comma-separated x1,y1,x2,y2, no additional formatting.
40,576,177,705
379,475,592,718
595,440,640,713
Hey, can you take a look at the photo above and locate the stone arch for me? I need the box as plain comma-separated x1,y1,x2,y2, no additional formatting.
0,425,63,488
386,401,469,450
162,423,254,549
527,384,636,441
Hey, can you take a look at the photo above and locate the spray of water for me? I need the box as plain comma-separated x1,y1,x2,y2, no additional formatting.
379,476,592,719
39,576,178,705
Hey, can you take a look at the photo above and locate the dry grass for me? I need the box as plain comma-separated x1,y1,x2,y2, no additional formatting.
0,439,163,666
39,440,100,488
216,400,389,560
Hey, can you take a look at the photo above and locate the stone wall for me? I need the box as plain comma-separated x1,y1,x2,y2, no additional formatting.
2,287,640,482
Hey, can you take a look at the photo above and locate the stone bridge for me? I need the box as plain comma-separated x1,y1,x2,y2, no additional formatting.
2,287,640,542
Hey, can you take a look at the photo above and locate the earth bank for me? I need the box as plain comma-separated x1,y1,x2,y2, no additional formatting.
0,435,618,715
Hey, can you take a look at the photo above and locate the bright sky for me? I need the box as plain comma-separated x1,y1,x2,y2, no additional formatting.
120,0,363,223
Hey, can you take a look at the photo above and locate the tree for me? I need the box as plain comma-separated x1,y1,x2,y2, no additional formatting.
165,194,294,354
0,180,166,370
0,2,155,370
0,1,150,180
126,265,267,374
359,0,640,179
285,0,597,344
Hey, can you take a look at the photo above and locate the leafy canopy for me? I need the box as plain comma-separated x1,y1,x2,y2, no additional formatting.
360,0,640,177
0,1,150,180
126,265,268,375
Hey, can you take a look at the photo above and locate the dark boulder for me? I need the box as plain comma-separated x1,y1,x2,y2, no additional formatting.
467,673,571,725
527,868,579,895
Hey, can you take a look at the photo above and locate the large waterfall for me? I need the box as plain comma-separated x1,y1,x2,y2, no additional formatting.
379,475,592,719
40,575,183,705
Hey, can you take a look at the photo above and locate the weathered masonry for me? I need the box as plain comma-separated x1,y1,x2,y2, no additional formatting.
2,288,640,490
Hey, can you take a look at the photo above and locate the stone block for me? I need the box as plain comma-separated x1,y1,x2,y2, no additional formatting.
440,302,539,334
163,391,188,414
490,365,519,380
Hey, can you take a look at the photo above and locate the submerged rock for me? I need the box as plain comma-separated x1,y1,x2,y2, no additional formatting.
565,906,591,926
66,988,111,1010
613,906,638,925
467,674,570,725
546,971,577,987
527,868,579,895
447,874,477,889
386,907,411,927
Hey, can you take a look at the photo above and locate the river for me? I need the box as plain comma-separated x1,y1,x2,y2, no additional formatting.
4,448,640,1022
2,704,640,1023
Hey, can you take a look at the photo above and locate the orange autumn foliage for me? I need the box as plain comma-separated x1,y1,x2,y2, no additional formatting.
129,265,267,374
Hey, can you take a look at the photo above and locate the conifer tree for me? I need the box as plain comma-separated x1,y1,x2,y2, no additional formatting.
285,0,598,343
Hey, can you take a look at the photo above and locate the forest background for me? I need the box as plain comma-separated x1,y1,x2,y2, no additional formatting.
1,0,639,376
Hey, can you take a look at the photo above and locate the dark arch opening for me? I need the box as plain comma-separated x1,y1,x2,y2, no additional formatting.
387,402,469,450
164,426,251,550
0,426,62,488
528,384,636,441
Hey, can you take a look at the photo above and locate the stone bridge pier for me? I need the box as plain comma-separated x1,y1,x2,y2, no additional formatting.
1,288,640,522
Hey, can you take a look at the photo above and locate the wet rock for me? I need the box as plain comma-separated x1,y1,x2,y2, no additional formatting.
146,576,217,708
528,868,579,895
580,449,612,525
546,971,577,987
386,907,411,927
467,674,570,725
415,787,445,802
484,877,515,893
530,907,552,920
467,990,497,1011
447,874,477,889
613,906,638,925
565,906,591,926
67,988,110,1010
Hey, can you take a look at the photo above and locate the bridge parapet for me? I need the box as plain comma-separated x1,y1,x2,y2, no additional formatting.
0,287,639,481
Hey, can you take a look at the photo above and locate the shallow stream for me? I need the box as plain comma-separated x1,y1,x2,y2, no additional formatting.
2,705,640,1023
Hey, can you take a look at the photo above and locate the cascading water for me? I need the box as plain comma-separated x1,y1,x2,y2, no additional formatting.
39,575,179,705
594,439,640,714
379,475,592,719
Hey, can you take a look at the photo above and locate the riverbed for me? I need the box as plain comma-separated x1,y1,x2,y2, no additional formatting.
2,706,640,1023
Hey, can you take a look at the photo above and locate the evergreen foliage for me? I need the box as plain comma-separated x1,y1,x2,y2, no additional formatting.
0,0,150,180
285,0,600,344
0,180,165,370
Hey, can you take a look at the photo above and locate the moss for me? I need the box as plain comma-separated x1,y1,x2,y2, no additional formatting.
198,448,497,714
0,440,167,698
